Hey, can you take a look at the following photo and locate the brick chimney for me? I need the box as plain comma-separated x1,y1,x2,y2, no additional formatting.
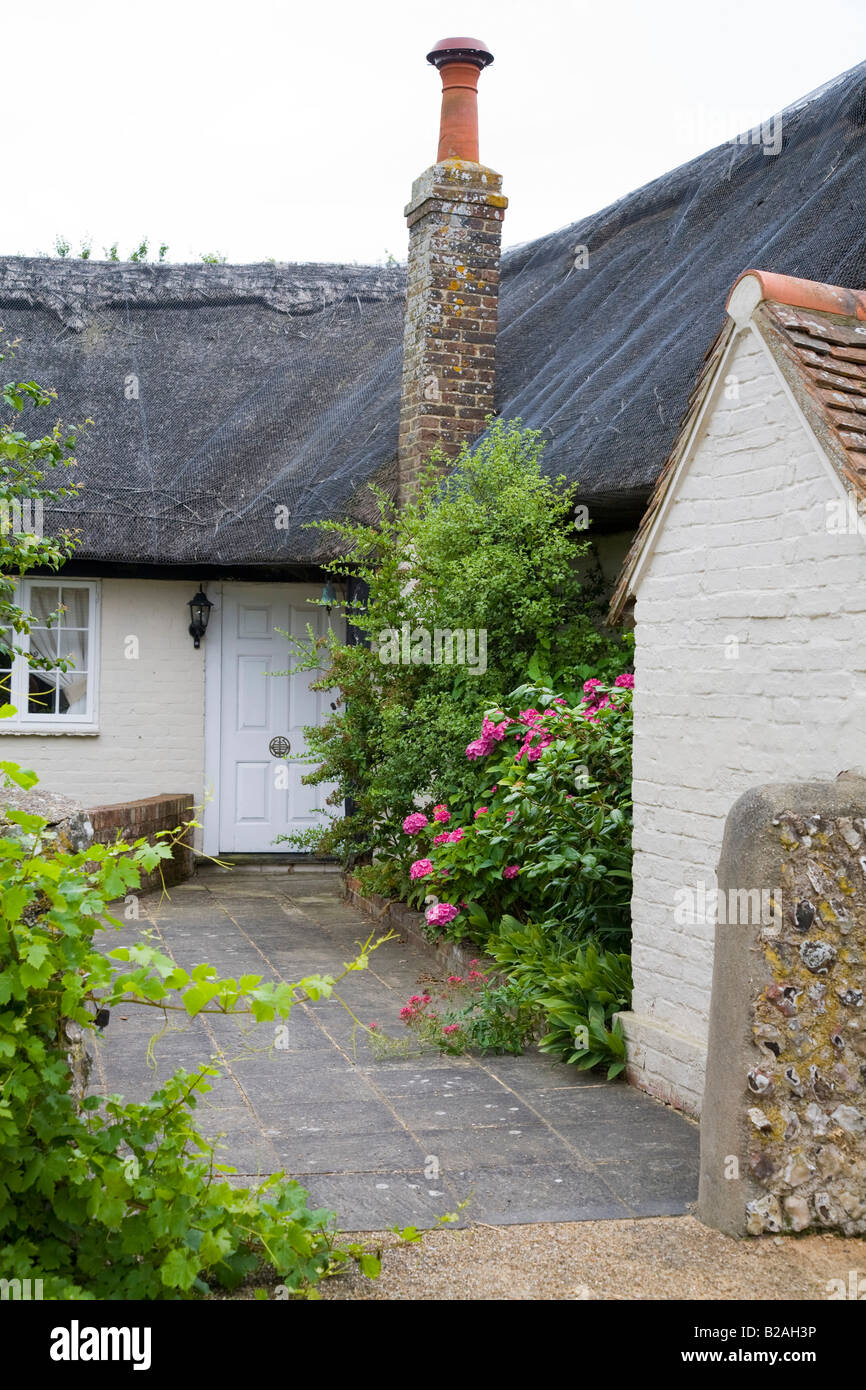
397,37,507,504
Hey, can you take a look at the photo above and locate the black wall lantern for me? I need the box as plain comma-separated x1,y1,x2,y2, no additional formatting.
187,587,213,649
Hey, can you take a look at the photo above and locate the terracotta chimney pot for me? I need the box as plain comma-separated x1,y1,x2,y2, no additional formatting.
426,36,494,163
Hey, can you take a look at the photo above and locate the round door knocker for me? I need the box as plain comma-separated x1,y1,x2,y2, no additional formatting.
269,736,291,758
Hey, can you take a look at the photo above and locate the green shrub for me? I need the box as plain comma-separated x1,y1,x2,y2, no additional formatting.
278,419,627,863
393,969,540,1057
488,918,632,1077
394,676,634,948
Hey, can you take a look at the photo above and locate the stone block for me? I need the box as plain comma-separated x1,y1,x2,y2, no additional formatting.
698,773,866,1236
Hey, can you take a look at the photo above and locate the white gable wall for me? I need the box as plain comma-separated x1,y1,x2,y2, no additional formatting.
620,327,866,1116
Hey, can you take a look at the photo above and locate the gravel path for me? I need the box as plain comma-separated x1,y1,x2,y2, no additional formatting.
317,1217,865,1300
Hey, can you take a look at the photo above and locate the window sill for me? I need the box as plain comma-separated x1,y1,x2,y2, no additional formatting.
0,727,100,736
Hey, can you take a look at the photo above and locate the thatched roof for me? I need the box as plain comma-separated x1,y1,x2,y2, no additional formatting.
2,60,865,564
0,260,407,567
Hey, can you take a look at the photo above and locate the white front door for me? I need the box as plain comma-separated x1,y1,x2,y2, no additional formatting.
218,583,339,852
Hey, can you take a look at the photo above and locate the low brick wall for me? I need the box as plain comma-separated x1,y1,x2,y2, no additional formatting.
89,794,195,894
342,873,501,981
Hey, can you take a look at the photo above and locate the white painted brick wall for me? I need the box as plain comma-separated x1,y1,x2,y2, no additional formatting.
0,579,205,808
626,328,866,1111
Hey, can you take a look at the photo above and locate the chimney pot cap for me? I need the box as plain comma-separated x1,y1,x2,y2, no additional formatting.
426,37,494,70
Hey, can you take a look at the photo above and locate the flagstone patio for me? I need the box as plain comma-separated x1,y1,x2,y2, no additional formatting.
93,869,699,1230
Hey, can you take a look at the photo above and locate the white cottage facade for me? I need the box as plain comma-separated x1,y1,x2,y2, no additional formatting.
0,578,339,855
611,271,866,1115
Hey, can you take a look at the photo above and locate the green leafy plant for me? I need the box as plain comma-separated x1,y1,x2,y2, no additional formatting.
395,676,634,948
52,239,170,263
389,964,539,1057
277,419,627,866
453,977,541,1054
488,917,632,1077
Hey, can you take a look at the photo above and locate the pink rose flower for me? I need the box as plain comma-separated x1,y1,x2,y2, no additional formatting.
402,812,429,835
425,902,459,927
409,858,433,880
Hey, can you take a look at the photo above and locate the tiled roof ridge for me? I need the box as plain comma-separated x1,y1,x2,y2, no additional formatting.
728,269,866,322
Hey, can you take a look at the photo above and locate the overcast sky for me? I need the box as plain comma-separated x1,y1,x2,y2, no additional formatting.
6,0,866,266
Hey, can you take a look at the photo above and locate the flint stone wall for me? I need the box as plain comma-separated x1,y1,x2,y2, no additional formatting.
698,774,866,1237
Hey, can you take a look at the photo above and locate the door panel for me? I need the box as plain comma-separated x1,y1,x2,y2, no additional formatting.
236,654,272,729
219,584,339,852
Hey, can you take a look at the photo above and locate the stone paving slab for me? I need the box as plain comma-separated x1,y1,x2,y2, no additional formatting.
92,869,699,1230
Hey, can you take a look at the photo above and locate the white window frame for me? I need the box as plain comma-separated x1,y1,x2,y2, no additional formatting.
3,579,100,733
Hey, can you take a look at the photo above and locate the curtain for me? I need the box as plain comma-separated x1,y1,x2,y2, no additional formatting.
27,586,89,716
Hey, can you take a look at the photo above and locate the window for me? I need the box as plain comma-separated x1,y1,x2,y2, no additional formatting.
2,580,100,730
